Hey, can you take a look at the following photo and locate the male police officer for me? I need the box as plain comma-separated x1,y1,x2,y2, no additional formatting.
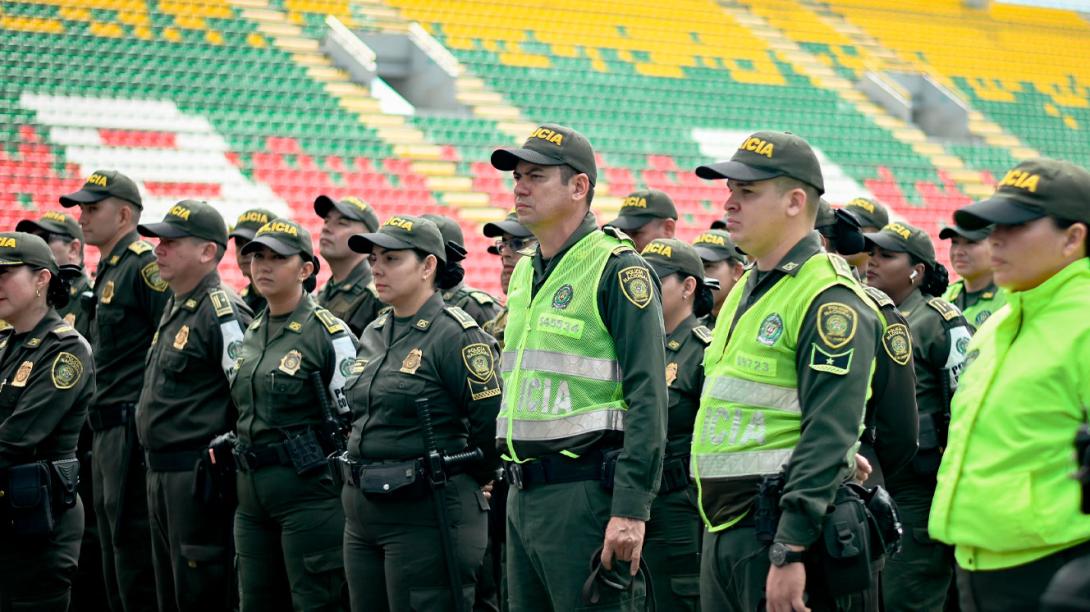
603,189,678,253
228,208,278,315
314,195,383,336
691,229,746,329
481,210,536,349
692,132,882,611
491,124,667,611
423,214,503,326
61,169,171,612
16,211,92,337
136,200,253,611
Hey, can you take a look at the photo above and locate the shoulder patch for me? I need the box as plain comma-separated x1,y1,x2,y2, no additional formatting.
809,344,853,375
462,343,496,382
140,262,169,292
618,266,653,309
209,289,234,318
863,285,894,309
444,306,479,329
927,297,961,322
369,313,389,329
314,308,345,334
602,226,636,249
51,351,84,389
692,325,713,345
469,290,495,306
882,323,912,366
128,240,154,255
829,253,855,280
816,302,858,350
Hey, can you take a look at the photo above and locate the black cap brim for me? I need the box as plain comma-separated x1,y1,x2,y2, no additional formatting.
710,218,727,230
694,245,731,262
954,196,1045,231
603,215,654,231
15,219,69,235
138,222,190,240
240,235,306,257
347,232,415,254
487,245,500,255
314,195,371,227
229,228,258,241
648,262,681,279
938,225,991,241
863,232,908,253
482,219,532,238
59,189,110,207
490,148,564,171
695,161,782,182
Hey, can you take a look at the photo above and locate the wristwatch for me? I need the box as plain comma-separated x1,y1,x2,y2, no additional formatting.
769,542,805,567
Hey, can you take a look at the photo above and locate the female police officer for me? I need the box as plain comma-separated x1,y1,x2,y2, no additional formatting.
338,215,501,612
0,232,94,611
230,218,357,611
638,238,714,612
864,222,972,612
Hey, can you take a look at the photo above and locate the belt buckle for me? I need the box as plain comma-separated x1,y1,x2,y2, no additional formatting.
505,463,524,490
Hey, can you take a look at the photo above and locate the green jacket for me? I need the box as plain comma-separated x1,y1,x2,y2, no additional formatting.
930,259,1090,570
137,272,253,452
664,315,710,460
317,259,383,338
442,282,502,327
0,311,95,467
57,271,93,340
943,280,1005,330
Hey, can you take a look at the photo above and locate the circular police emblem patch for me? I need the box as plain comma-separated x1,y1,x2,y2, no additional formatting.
975,310,991,327
757,314,784,347
552,284,574,309
227,340,243,360
462,343,495,382
51,352,83,390
956,336,970,355
339,358,353,377
882,323,912,366
817,303,857,350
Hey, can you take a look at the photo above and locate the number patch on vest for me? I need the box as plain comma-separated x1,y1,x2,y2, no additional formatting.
618,266,653,309
536,313,584,339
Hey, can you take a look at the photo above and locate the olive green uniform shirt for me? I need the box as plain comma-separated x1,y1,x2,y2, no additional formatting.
231,294,358,448
240,284,266,316
90,231,171,408
136,272,253,452
705,233,880,546
512,212,668,521
442,283,502,327
664,315,711,459
345,292,501,482
317,260,383,338
0,311,94,467
944,280,1004,330
57,272,93,340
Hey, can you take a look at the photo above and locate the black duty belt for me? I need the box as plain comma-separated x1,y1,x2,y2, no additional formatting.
88,403,134,432
233,442,293,472
145,449,203,472
659,455,692,494
503,448,609,490
338,456,473,489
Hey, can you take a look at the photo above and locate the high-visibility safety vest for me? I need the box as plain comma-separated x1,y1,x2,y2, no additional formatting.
692,252,872,531
498,230,630,461
943,281,1006,330
929,259,1090,571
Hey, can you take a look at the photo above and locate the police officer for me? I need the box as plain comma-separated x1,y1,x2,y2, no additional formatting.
338,215,501,611
16,211,92,337
939,224,1006,330
640,238,714,612
490,124,667,611
422,214,502,326
231,218,355,611
842,197,890,275
603,189,678,253
864,222,971,612
692,131,882,611
481,210,536,349
929,158,1090,610
0,232,94,611
315,195,384,336
61,169,170,612
228,208,279,315
691,229,745,329
136,201,253,611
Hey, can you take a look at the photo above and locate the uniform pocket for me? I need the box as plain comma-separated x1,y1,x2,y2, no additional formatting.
159,350,189,376
178,543,230,609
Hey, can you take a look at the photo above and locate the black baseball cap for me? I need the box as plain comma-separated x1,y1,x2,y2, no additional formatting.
421,214,465,248
954,158,1090,230
16,211,84,242
229,208,279,242
692,230,744,264
815,198,836,229
0,232,59,274
491,123,597,186
938,224,991,242
314,195,380,232
710,216,727,230
865,222,936,265
240,219,317,267
483,210,532,239
641,239,705,280
696,131,825,195
604,189,678,231
349,215,448,264
60,169,142,209
139,200,229,246
843,197,889,230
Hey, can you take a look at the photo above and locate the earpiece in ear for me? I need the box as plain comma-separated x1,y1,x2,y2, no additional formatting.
909,270,919,281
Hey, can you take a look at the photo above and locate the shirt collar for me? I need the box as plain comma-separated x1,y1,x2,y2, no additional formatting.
773,232,823,277
101,230,140,270
177,271,221,311
532,212,598,277
20,310,65,348
899,287,926,317
666,314,699,352
405,292,448,332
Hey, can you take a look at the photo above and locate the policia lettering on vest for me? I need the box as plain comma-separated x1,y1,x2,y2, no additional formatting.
693,131,884,611
491,124,669,611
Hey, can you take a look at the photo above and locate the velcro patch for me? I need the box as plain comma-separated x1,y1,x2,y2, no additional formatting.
140,262,169,292
128,240,154,255
618,266,653,309
692,325,713,345
210,289,234,318
809,344,853,375
927,297,961,322
817,302,857,350
444,306,479,329
315,309,345,334
882,323,912,366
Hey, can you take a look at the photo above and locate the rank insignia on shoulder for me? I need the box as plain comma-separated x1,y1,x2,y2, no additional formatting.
882,323,912,366
469,291,495,305
50,325,76,337
444,307,478,329
51,352,83,390
693,325,713,345
462,343,495,382
278,350,303,375
128,240,154,255
829,254,854,279
141,262,169,292
210,290,233,317
809,344,853,375
926,297,961,321
817,302,857,349
864,286,894,309
602,226,636,251
370,314,389,329
315,309,344,334
618,266,653,309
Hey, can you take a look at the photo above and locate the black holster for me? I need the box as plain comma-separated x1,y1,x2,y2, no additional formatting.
282,428,328,475
809,484,874,597
4,462,55,538
599,448,623,492
755,472,785,543
911,412,943,475
194,433,238,510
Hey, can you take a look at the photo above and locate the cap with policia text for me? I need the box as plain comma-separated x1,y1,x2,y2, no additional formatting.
229,208,279,242
60,169,143,209
349,215,449,264
314,195,380,232
938,224,991,242
604,189,678,231
240,219,317,266
692,230,744,264
864,222,937,265
16,211,84,243
696,131,825,195
490,124,598,186
138,200,229,246
954,158,1090,230
421,214,466,249
0,232,60,275
843,197,889,230
484,211,533,255
641,238,705,280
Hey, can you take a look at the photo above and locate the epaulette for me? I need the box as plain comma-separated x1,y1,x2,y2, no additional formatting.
369,312,389,329
468,290,495,306
926,297,962,322
864,285,895,309
314,308,346,334
128,240,154,255
828,253,855,280
692,325,713,346
602,227,636,255
50,325,79,338
444,306,479,329
208,288,235,318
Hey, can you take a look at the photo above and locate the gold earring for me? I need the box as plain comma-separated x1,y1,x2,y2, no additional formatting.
36,287,41,297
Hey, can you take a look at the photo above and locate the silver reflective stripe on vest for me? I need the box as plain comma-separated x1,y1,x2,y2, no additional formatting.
500,349,621,382
496,408,625,441
703,376,801,414
694,448,793,479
